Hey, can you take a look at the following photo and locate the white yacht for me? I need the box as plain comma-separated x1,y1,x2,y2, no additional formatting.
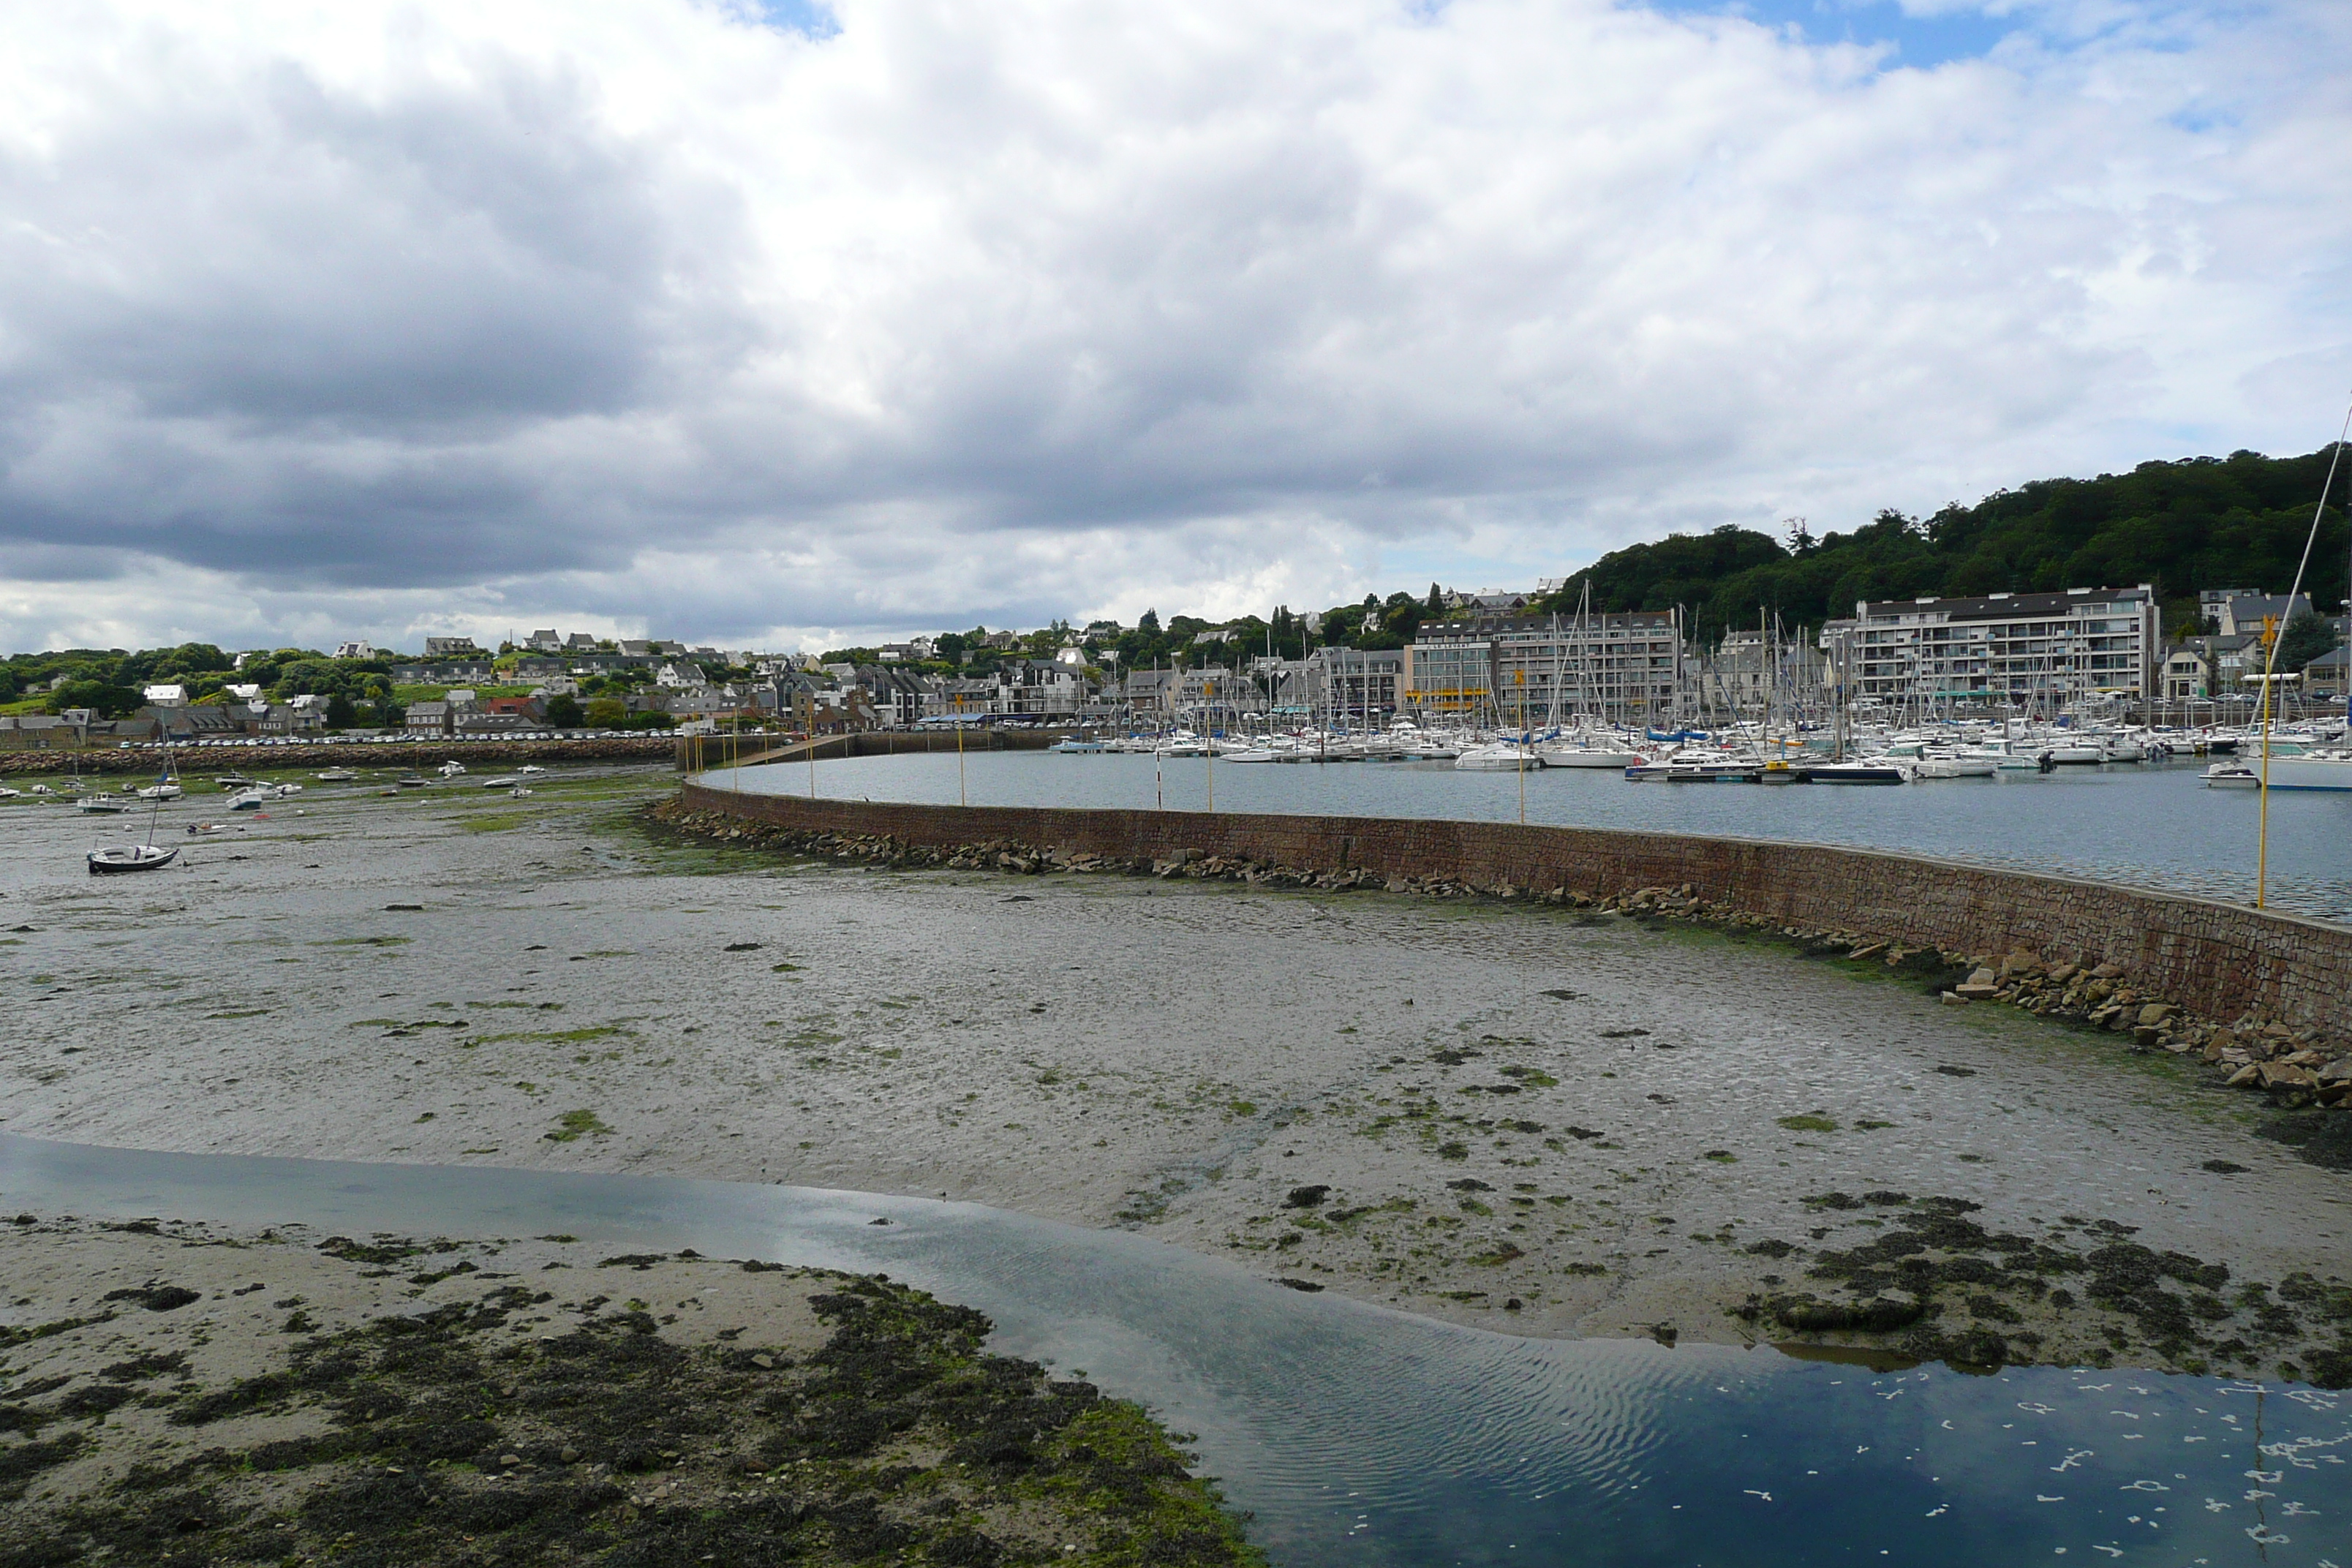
2207,750,2352,791
1455,741,1543,772
1624,749,1760,783
1535,737,1644,769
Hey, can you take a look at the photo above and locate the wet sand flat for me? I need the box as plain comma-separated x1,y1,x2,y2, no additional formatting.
0,1214,1253,1564
4,766,2350,1378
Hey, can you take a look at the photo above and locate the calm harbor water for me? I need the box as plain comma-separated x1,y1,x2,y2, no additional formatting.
713,750,2352,923
3,1133,2343,1567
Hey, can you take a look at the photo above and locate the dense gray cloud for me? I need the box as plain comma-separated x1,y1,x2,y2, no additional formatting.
0,0,2343,651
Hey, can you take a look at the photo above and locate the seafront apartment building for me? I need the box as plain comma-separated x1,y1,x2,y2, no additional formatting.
1406,610,1685,723
1832,586,2160,705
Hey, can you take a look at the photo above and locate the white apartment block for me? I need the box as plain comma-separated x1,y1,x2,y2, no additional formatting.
1837,587,2160,704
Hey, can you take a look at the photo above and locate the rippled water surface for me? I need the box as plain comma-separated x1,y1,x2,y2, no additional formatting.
6,1134,2342,1565
717,751,2352,922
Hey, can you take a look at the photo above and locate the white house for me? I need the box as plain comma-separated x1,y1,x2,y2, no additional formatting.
142,683,187,707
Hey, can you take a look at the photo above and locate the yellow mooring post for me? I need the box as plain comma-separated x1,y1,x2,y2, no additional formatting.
1515,668,1528,824
2251,396,2352,906
1204,680,1215,812
2256,617,2279,908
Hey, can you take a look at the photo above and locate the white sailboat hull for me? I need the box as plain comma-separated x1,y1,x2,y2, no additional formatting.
2215,756,2352,791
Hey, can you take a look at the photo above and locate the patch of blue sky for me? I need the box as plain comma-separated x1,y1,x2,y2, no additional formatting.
2168,105,2242,134
1635,0,2024,69
750,0,839,39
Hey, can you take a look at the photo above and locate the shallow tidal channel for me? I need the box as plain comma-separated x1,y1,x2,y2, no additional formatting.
3,763,2350,1562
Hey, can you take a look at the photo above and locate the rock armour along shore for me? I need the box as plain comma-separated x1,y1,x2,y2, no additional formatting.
656,791,2352,1123
0,736,678,777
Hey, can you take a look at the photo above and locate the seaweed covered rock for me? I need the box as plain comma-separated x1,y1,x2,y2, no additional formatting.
2,1272,1262,1567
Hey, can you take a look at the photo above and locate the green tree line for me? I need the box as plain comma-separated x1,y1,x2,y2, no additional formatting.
1533,448,2348,644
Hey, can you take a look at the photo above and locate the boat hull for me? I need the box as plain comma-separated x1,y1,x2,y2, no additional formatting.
88,845,179,874
2209,758,2352,791
1803,764,1910,785
1537,751,1643,769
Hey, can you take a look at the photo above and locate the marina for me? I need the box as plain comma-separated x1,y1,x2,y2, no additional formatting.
5,758,2351,1564
714,747,2352,922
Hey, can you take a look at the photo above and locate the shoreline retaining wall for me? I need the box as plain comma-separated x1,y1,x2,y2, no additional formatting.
677,782,2351,1037
676,730,1063,771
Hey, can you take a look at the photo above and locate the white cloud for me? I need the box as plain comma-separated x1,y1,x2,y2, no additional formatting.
0,0,2343,651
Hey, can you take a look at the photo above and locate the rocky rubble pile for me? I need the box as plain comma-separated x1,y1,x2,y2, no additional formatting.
649,802,2352,1101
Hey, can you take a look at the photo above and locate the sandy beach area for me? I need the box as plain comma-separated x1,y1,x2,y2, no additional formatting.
4,764,2349,1384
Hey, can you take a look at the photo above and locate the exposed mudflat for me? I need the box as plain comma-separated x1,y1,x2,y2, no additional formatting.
4,764,2350,1381
0,1215,1253,1564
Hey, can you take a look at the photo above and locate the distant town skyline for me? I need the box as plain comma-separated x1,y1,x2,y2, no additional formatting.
4,0,2343,657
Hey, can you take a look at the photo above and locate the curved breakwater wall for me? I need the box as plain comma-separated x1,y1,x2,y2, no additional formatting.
675,782,2352,1041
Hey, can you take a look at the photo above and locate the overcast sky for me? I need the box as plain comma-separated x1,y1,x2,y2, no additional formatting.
2,0,2344,654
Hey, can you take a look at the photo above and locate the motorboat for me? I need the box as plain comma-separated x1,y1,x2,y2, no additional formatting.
227,786,279,810
2207,751,2352,791
481,775,521,788
317,768,358,782
438,760,467,777
395,774,429,789
1050,738,1106,754
1912,750,1997,780
1624,748,1757,783
509,785,535,797
136,780,184,799
1455,741,1544,772
0,787,18,799
88,844,178,874
29,783,53,796
75,795,129,814
518,764,546,774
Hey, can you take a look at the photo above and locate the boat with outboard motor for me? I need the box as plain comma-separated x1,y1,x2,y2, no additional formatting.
2204,750,2352,791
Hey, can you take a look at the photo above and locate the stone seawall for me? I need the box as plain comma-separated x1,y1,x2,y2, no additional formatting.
676,782,2352,1041
675,729,1064,770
